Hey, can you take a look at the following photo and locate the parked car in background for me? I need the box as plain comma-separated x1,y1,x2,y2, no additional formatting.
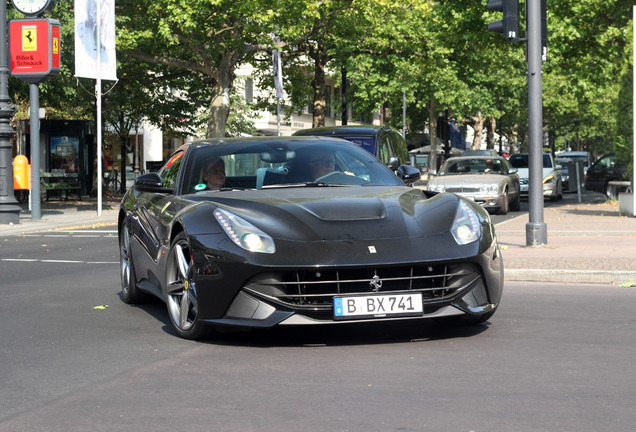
508,153,563,201
585,152,629,198
462,149,500,157
118,136,503,340
557,151,592,174
293,125,410,167
427,156,520,215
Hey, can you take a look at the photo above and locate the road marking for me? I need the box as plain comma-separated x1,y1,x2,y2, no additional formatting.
2,258,37,262
18,233,116,238
1,258,117,264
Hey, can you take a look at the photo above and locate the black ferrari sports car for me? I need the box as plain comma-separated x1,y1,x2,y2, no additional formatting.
118,136,503,340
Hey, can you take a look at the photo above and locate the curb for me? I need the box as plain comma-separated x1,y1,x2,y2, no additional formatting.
505,269,636,285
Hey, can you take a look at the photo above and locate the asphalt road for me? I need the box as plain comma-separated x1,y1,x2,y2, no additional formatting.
1,225,635,431
489,189,585,225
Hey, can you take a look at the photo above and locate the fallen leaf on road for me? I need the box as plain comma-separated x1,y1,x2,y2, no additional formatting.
92,305,109,310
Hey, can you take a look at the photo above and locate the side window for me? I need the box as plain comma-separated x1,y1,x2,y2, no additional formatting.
160,151,184,190
378,135,391,164
389,132,409,164
595,155,615,169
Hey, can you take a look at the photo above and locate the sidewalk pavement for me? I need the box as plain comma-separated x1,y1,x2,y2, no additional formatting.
1,191,635,286
496,192,636,285
0,196,120,236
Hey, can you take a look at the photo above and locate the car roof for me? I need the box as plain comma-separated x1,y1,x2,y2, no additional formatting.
558,151,590,156
446,155,506,161
184,135,349,147
293,125,387,137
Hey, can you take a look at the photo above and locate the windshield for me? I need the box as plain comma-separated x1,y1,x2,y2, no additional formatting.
439,158,504,176
179,138,404,194
509,154,552,168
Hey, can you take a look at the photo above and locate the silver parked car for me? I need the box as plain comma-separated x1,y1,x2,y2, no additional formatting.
428,156,521,215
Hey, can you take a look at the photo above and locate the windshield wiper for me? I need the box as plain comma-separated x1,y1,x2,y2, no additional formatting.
261,182,347,189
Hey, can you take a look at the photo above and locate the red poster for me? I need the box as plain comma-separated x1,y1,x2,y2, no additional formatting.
9,18,61,84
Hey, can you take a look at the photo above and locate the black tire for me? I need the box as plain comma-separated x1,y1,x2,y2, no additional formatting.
165,232,214,340
496,190,509,215
120,220,148,304
510,192,521,211
111,180,122,194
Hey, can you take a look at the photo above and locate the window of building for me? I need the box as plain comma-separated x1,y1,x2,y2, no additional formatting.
245,78,254,103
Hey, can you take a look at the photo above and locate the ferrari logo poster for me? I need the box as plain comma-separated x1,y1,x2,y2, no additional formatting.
21,25,37,51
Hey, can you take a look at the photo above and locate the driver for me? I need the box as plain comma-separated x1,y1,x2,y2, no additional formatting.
308,151,336,180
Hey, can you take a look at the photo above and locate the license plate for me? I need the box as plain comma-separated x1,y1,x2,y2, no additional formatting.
334,293,423,320
520,184,528,192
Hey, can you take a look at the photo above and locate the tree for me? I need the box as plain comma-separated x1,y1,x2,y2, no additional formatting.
117,0,281,138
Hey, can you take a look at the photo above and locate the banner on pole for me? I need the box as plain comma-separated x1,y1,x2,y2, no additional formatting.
272,50,284,99
74,0,117,80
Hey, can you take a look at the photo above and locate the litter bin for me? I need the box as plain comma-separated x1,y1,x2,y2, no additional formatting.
13,155,30,190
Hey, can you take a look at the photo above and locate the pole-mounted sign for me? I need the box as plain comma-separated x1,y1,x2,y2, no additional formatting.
9,18,60,84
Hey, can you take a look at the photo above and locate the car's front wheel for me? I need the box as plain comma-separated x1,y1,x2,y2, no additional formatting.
496,190,509,215
165,232,214,340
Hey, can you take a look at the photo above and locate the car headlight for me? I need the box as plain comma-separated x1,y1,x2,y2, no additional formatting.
480,184,499,194
543,175,554,184
451,200,482,245
214,208,276,254
429,184,445,192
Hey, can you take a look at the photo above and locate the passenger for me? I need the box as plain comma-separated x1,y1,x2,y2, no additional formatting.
201,157,226,190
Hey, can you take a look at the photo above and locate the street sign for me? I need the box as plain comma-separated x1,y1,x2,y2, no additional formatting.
9,18,60,84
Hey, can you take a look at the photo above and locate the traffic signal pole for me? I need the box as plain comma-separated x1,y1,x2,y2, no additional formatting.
525,0,547,246
488,0,547,245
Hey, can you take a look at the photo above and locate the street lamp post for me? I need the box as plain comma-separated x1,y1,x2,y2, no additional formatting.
0,0,20,224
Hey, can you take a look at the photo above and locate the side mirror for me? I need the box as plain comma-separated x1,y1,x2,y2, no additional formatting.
135,172,174,193
388,156,400,171
397,165,421,186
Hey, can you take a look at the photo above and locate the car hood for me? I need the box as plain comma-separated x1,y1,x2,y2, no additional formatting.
181,186,461,243
429,174,503,186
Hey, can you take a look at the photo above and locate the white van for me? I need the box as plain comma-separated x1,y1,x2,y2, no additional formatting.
557,151,592,174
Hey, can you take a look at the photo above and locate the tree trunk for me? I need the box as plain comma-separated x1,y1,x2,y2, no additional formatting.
206,54,233,138
470,112,485,150
428,98,438,175
485,117,496,149
312,44,328,128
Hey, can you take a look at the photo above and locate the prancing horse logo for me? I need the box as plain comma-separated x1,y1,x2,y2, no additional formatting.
369,275,382,293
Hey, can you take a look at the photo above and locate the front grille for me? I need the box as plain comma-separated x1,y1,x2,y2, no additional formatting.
445,186,480,193
244,263,482,309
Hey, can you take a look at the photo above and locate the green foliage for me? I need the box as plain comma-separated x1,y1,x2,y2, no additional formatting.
5,0,634,170
615,17,633,172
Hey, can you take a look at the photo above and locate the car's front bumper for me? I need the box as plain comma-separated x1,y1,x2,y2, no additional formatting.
519,180,557,197
195,242,503,329
453,193,506,210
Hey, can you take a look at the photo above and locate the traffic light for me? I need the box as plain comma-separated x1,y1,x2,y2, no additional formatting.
487,0,520,43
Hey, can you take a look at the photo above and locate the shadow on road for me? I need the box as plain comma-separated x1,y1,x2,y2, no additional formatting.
196,318,491,348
